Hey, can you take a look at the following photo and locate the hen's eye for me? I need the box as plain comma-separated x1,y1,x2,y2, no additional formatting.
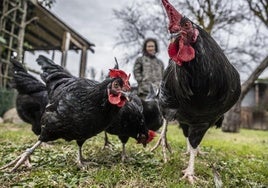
113,81,119,88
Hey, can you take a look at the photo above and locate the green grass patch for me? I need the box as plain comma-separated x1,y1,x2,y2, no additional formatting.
0,123,267,187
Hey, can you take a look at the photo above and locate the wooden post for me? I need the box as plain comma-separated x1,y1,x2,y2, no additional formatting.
79,46,87,77
255,83,259,107
17,0,27,62
61,32,70,67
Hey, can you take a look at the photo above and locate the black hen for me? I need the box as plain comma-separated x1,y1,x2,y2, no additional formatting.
140,85,174,162
11,60,48,135
1,55,131,172
105,94,156,162
141,85,163,132
160,0,241,183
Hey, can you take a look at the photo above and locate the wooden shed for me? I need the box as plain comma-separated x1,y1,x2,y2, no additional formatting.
0,0,95,88
0,0,95,115
241,79,268,130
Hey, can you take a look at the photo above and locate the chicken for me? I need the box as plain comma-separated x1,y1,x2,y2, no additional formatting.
140,84,173,162
1,55,131,172
160,0,241,183
105,94,156,162
142,84,163,132
10,59,48,135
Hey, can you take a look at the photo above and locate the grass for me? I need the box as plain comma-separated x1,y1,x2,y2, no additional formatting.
0,122,268,187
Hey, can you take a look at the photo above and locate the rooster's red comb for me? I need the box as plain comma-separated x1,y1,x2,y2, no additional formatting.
162,0,183,33
109,69,131,90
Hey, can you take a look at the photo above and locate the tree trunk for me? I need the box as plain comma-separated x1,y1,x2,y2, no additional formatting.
221,100,241,132
222,55,268,132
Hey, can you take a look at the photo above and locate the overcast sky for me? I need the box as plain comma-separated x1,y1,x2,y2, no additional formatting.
25,0,148,84
24,0,267,83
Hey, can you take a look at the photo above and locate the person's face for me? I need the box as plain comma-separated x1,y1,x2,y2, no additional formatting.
146,41,156,56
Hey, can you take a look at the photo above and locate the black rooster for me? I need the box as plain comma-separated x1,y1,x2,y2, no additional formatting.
160,0,241,183
105,94,156,162
1,55,131,172
10,60,48,135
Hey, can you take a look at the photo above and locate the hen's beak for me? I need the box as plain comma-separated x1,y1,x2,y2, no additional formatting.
137,133,147,147
120,91,131,101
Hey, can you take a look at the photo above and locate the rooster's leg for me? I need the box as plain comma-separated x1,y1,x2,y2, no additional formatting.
0,141,42,172
150,119,172,163
181,145,199,184
183,138,191,155
183,138,207,156
196,146,208,156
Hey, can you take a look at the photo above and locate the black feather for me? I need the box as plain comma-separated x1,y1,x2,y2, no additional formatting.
11,59,48,135
36,55,127,154
160,24,241,148
106,94,148,145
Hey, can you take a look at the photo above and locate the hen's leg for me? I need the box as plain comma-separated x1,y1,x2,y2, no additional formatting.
103,132,113,149
77,140,89,166
77,142,97,167
0,141,42,172
121,143,127,162
78,145,86,165
150,118,172,162
181,144,199,184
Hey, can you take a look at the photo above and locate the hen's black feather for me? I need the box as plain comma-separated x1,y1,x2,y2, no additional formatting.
0,56,131,171
36,55,128,151
106,94,148,146
141,86,163,132
11,59,48,135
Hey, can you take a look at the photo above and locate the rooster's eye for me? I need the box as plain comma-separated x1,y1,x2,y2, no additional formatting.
184,21,191,28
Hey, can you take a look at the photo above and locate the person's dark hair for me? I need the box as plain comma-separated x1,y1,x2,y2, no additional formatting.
142,38,159,55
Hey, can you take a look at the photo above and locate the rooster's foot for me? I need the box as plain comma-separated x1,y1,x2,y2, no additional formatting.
180,168,199,184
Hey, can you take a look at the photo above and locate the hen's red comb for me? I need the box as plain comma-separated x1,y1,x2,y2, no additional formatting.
109,69,131,90
162,0,182,33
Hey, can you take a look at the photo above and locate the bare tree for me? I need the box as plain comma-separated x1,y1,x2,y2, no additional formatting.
87,66,96,80
114,0,246,65
113,0,169,64
222,0,268,132
179,0,246,35
99,70,105,81
114,0,268,132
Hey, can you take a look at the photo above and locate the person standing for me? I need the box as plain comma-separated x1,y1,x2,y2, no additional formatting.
133,38,164,98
